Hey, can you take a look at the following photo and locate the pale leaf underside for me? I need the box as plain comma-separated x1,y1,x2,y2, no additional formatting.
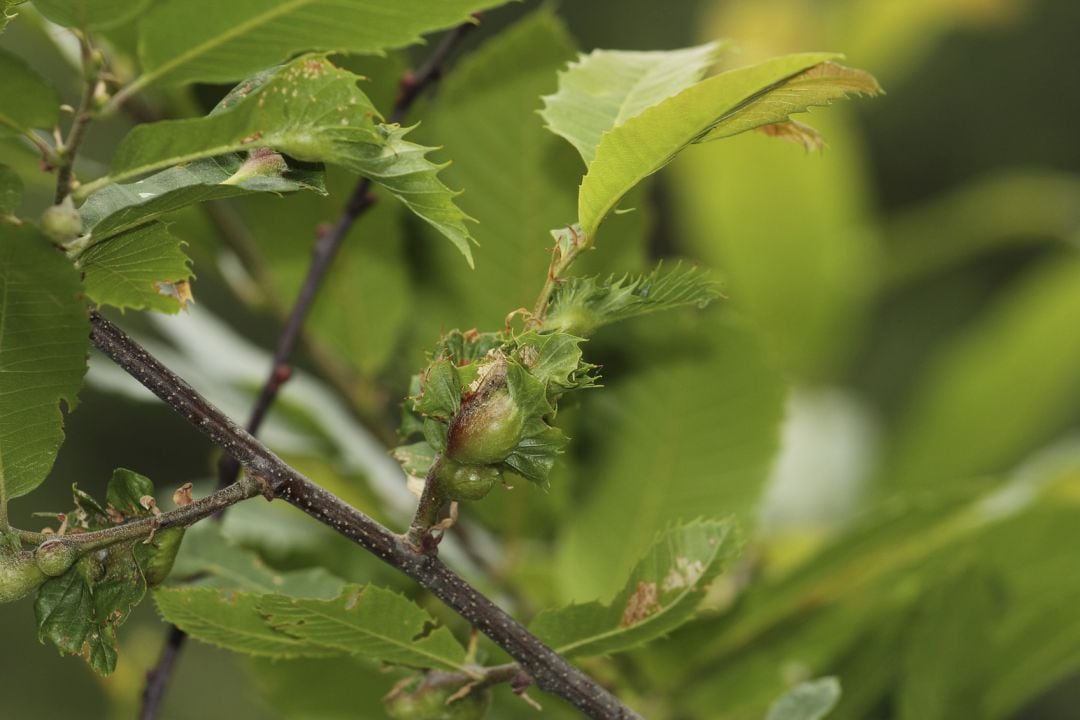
577,53,882,240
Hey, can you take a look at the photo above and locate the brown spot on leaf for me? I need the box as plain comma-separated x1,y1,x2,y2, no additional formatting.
620,581,660,627
756,120,825,151
154,279,194,309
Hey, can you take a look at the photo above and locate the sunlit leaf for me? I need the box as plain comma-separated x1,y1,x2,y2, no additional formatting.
542,263,722,336
0,224,87,518
531,518,740,657
578,54,880,240
541,42,725,164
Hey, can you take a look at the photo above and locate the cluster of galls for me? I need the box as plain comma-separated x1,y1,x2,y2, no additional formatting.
398,328,596,503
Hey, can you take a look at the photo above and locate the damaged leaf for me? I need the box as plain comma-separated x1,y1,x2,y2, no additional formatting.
530,518,741,657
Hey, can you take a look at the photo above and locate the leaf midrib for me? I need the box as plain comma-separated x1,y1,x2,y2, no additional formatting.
269,593,474,674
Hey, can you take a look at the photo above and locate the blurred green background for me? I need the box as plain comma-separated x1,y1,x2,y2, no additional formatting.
2,0,1079,718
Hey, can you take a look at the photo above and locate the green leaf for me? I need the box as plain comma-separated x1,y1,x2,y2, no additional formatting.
78,154,325,244
154,587,338,659
391,441,438,478
766,677,842,720
168,523,344,597
578,54,880,240
556,314,785,601
154,524,347,659
261,584,471,673
887,257,1080,488
77,222,193,313
408,10,586,333
103,467,155,518
87,55,474,262
883,171,1080,290
542,263,722,336
670,111,878,381
0,224,87,521
0,163,21,218
414,359,463,421
541,42,724,165
33,0,150,29
898,568,1001,720
530,518,740,657
134,0,506,89
510,330,596,397
0,48,59,137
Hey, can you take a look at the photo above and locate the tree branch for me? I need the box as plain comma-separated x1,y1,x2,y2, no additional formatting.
89,312,640,720
139,19,515,718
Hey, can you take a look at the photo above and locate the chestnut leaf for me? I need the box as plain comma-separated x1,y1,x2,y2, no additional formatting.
541,41,726,166
530,518,741,658
0,224,87,517
81,55,476,264
576,54,881,241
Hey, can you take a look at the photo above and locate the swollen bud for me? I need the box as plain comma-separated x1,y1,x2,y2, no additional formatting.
447,356,523,466
40,196,83,243
34,539,80,577
436,459,499,501
0,550,47,604
385,677,492,720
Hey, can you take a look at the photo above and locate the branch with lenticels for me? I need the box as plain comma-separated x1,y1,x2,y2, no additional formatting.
89,312,641,720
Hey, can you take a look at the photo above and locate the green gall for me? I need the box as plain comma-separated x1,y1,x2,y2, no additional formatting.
34,539,80,577
385,676,492,720
437,459,500,501
221,147,289,186
135,526,185,587
40,196,83,243
0,549,47,604
447,356,524,466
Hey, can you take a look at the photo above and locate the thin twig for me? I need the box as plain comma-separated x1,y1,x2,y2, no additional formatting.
14,474,262,555
215,18,479,492
55,33,100,203
89,312,640,720
140,21,480,718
